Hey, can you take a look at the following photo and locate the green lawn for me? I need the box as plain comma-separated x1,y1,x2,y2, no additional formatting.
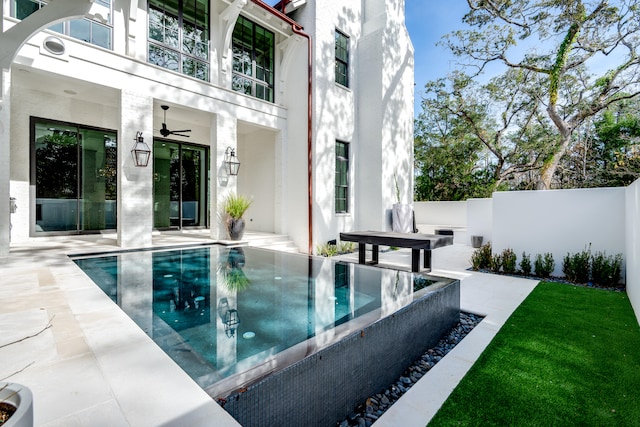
428,281,640,427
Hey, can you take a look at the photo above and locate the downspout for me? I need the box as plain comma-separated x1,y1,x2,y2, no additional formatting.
250,1,313,253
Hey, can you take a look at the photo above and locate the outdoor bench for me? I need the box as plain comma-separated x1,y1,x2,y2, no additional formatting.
339,231,453,273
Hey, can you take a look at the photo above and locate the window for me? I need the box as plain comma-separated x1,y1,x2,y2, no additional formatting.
335,141,349,213
31,118,117,233
335,30,349,87
232,16,275,102
148,0,210,81
13,0,113,50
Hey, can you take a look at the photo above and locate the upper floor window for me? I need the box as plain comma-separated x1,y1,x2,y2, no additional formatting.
232,16,274,102
335,141,349,213
335,30,349,87
148,0,210,81
13,0,113,49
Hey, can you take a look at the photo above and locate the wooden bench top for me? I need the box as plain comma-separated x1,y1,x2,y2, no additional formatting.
340,231,453,249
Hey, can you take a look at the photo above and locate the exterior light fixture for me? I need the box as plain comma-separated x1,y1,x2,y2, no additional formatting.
224,146,241,176
223,309,240,338
131,131,151,167
43,36,66,55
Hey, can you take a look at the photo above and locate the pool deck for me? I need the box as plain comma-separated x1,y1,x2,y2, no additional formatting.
0,231,538,426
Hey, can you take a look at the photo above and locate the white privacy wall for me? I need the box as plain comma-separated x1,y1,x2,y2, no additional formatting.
626,179,640,325
413,201,467,228
492,188,627,278
466,198,492,245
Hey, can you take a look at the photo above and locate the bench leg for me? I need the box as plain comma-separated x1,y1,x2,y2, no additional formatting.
372,245,379,264
358,243,366,264
411,249,420,272
424,249,432,270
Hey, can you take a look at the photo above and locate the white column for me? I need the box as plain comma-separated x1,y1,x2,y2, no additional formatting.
0,68,11,256
118,90,154,248
210,112,238,240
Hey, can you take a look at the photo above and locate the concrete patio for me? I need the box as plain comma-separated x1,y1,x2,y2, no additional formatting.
0,232,538,426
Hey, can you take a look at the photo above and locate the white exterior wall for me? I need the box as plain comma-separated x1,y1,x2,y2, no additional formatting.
492,188,627,278
467,198,492,246
413,201,467,229
626,179,640,324
3,0,311,250
2,0,412,254
293,0,414,248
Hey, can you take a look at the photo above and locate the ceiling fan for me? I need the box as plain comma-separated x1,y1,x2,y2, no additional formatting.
159,105,191,137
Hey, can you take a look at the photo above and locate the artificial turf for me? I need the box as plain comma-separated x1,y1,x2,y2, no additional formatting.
428,281,640,427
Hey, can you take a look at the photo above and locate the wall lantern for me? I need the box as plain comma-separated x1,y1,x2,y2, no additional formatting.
224,146,241,176
131,131,151,167
223,309,241,338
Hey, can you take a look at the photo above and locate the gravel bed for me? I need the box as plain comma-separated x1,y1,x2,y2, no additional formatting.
337,312,484,427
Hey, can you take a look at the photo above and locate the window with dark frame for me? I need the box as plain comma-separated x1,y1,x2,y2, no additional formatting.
148,0,210,81
335,141,349,213
335,30,349,87
232,16,275,102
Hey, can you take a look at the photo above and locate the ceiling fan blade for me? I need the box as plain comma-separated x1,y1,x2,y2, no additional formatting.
171,132,191,137
171,129,191,133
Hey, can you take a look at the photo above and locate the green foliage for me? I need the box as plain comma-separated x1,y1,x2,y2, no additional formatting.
429,282,640,426
534,253,554,278
316,241,356,257
562,245,591,283
470,242,492,270
414,76,498,201
220,193,252,219
591,252,623,288
501,248,517,274
489,253,502,273
519,252,532,275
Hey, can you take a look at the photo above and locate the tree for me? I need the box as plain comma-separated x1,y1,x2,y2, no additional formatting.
443,0,640,189
414,80,495,201
415,69,555,197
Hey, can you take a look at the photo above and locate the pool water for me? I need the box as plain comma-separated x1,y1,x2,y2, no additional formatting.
73,245,443,398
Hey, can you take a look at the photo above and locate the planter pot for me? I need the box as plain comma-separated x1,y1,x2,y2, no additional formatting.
392,204,414,233
471,235,483,249
0,383,33,427
226,218,246,240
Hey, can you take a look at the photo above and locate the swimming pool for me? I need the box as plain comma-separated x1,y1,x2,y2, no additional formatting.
73,244,459,425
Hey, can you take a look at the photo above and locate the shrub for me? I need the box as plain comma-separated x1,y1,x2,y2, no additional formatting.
591,252,623,288
338,242,356,254
316,241,356,257
501,248,517,274
470,242,492,270
520,252,532,276
534,253,554,278
562,245,591,283
489,254,502,273
316,243,338,257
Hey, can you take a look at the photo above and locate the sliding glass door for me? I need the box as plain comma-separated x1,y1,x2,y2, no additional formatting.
32,118,117,233
153,140,208,229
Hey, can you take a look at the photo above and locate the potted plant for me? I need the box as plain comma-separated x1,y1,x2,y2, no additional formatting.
0,383,33,427
218,248,251,291
220,193,252,240
391,174,415,233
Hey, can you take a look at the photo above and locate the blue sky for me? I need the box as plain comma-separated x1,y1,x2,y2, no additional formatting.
405,0,469,115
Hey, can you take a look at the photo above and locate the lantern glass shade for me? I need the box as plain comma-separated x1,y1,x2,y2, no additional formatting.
224,147,241,176
131,133,151,167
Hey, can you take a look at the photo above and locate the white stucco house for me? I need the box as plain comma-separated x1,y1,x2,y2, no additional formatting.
0,0,414,255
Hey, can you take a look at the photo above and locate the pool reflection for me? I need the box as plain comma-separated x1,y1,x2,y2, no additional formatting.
74,245,444,397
